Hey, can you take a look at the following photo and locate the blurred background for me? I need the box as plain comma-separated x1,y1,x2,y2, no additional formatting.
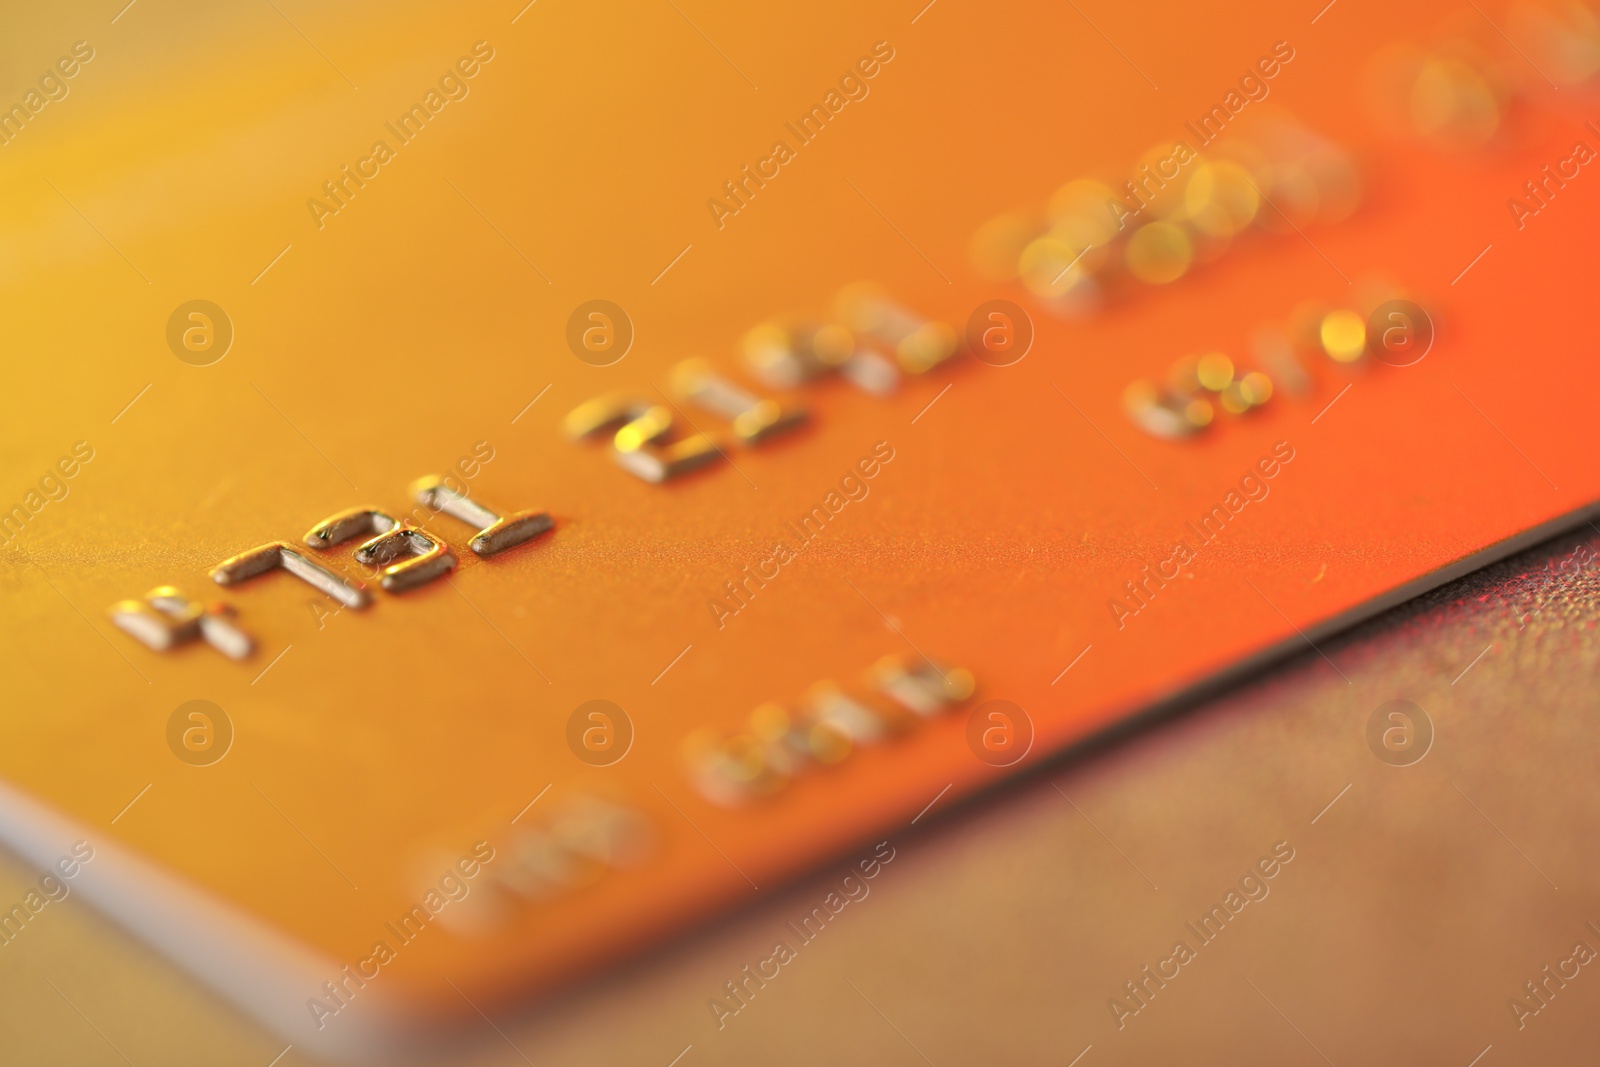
4,524,1597,1064
5,0,1600,1062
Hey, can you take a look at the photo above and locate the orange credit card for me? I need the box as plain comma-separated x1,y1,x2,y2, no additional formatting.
2,0,1598,1058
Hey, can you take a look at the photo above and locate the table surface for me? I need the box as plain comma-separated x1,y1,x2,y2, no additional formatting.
4,519,1596,1065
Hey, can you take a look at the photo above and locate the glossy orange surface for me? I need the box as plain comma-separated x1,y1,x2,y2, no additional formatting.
1,0,1596,1050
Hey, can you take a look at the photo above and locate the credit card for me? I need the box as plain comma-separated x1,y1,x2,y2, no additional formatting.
3,0,1597,1058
